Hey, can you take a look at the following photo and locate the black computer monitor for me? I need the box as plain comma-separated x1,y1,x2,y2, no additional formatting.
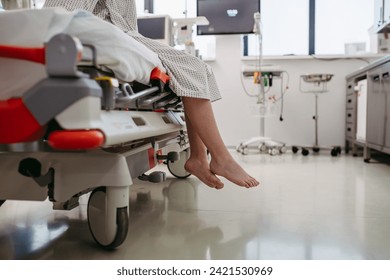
197,0,260,35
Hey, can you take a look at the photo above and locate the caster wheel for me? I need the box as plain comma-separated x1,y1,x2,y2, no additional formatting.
269,148,279,156
236,144,243,152
239,146,248,155
313,147,320,153
331,148,340,157
302,148,309,156
364,158,370,163
279,146,287,154
259,144,267,152
292,146,299,154
167,149,191,179
335,146,342,154
88,187,129,249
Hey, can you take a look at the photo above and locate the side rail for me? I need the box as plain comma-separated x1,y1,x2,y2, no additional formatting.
0,34,103,148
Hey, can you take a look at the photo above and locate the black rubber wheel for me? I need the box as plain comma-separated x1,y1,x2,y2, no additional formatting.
313,147,320,153
87,187,129,249
302,148,309,156
167,150,191,179
292,146,299,154
331,148,338,157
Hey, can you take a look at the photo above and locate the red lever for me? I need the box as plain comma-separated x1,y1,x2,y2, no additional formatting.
47,130,105,150
0,45,45,64
150,67,170,84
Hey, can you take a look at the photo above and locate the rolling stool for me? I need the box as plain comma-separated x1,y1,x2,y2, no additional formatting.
292,74,342,157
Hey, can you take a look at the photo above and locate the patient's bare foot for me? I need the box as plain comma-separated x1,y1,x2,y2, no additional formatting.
210,156,259,188
185,158,224,189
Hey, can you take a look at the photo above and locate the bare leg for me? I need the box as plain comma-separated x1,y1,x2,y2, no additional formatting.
184,116,224,189
182,97,259,188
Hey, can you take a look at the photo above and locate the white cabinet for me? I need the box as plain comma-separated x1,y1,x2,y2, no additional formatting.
346,56,390,161
366,62,390,154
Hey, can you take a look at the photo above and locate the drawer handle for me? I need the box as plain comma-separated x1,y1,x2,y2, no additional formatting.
348,113,352,117
348,99,352,103
373,75,380,81
348,85,352,89
383,72,389,79
347,128,351,132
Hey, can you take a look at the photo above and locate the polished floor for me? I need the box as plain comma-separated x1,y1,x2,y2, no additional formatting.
1,150,390,260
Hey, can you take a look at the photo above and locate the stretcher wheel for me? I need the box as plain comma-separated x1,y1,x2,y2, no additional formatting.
302,148,309,156
87,187,129,249
313,147,320,153
292,146,299,154
167,149,191,179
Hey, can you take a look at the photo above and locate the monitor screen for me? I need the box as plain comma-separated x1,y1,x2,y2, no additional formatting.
137,15,173,46
137,17,166,40
197,0,260,35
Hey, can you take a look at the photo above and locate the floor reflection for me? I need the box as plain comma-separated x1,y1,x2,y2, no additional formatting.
0,219,68,260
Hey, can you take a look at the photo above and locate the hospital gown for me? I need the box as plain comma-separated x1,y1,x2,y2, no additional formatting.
43,0,222,102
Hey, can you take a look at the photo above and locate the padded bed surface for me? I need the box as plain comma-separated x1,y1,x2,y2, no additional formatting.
0,8,165,99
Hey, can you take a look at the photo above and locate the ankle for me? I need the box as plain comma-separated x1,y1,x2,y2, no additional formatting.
209,152,233,166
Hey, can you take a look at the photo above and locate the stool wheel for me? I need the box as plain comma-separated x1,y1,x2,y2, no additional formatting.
302,148,309,156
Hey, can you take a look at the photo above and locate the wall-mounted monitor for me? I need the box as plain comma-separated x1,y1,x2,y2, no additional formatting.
197,0,260,35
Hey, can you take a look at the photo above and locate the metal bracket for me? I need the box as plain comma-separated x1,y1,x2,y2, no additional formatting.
46,33,86,78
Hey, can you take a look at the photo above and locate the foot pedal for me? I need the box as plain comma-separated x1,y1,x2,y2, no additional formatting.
53,196,80,210
138,171,166,183
18,157,54,187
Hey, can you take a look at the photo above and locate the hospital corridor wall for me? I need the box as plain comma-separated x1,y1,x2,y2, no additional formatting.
208,35,380,149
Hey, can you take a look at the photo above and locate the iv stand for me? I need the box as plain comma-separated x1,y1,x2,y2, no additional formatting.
236,12,287,156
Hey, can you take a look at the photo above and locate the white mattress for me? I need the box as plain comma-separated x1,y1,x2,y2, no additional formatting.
0,8,165,99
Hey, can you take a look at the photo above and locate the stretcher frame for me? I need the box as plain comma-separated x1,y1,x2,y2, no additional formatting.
0,33,190,249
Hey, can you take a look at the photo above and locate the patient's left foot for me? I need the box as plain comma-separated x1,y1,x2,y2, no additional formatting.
210,156,259,188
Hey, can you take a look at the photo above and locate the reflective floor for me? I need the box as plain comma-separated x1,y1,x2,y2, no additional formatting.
1,150,390,260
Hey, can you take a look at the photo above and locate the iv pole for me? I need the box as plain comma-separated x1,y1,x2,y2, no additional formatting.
236,12,287,156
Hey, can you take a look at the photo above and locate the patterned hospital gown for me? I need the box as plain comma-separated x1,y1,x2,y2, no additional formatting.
43,0,221,101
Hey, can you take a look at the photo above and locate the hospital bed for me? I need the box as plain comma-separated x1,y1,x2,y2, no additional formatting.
0,9,190,249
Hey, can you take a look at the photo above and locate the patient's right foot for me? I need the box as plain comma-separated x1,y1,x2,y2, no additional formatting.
184,158,224,189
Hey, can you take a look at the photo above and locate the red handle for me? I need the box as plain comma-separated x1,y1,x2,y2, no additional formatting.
0,45,45,64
